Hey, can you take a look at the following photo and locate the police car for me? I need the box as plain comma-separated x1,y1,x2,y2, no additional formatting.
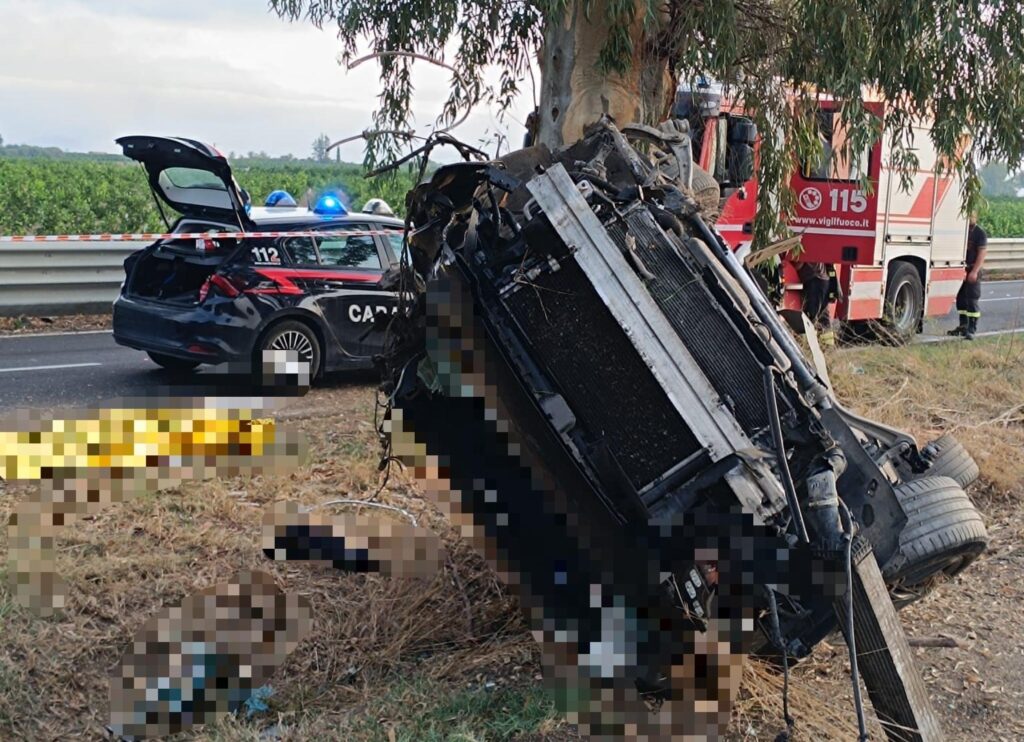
111,135,403,379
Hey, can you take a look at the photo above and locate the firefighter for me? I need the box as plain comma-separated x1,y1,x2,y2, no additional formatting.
796,260,837,346
948,213,988,340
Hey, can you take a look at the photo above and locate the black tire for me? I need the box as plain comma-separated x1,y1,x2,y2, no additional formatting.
882,475,988,609
881,262,924,344
917,433,980,489
146,352,199,372
256,320,322,380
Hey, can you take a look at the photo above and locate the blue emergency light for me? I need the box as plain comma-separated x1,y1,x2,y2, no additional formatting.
266,190,297,207
313,194,347,216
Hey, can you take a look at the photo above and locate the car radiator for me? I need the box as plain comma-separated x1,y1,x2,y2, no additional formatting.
501,258,703,494
605,210,774,437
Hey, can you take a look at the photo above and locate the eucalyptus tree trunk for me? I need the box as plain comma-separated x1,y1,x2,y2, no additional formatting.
535,0,676,149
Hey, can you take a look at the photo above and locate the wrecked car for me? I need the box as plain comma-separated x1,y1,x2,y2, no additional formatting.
373,119,986,740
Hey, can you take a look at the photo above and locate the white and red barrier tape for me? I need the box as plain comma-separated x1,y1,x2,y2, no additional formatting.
0,229,404,243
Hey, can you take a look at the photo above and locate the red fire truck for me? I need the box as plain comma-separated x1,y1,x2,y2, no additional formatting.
676,88,969,341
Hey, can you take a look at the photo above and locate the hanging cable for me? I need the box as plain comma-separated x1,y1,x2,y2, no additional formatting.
763,366,810,543
766,588,795,741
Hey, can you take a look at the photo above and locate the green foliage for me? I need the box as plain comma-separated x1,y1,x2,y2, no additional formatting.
269,0,1024,251
311,133,332,162
269,0,542,167
0,159,416,235
980,197,1024,238
1,142,125,161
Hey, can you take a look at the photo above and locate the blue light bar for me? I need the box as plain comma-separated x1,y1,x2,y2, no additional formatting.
313,194,347,216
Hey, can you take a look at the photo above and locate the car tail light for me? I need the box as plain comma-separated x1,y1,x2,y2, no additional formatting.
199,274,244,303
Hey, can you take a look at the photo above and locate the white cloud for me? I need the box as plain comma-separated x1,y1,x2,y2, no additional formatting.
0,0,535,162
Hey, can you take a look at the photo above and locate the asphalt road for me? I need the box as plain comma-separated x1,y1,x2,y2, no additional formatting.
1,280,1022,410
922,278,1024,337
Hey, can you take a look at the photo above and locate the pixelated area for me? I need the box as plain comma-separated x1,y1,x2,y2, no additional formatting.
378,275,764,740
256,348,313,393
3,399,307,615
108,570,312,740
262,500,445,578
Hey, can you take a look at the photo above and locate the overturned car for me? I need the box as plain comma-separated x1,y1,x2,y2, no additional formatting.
376,120,986,740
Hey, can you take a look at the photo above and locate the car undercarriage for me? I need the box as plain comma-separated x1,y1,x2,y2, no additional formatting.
372,118,986,740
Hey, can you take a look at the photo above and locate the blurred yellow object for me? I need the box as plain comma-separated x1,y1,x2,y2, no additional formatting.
3,401,304,615
0,406,274,481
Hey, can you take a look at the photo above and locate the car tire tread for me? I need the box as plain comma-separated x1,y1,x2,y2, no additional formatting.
916,433,980,489
882,475,988,608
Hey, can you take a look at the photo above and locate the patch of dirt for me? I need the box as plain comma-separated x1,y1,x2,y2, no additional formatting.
0,313,112,335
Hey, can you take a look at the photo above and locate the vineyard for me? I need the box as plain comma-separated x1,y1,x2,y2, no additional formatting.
2,155,1024,238
0,158,417,235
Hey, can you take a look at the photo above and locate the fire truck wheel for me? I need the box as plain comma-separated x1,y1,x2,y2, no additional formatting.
881,262,924,344
882,475,988,609
915,433,980,489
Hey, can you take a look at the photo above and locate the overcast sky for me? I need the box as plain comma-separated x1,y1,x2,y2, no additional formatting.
0,0,535,162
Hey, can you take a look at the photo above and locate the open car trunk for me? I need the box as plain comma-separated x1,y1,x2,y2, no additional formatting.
125,230,239,305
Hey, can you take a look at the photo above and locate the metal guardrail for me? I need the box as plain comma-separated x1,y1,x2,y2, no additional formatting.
985,238,1024,272
0,241,144,316
1,237,1022,317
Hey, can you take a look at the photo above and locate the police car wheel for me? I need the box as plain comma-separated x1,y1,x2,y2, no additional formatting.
257,320,322,380
146,352,200,372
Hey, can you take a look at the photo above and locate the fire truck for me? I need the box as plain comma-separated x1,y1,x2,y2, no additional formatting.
675,86,969,341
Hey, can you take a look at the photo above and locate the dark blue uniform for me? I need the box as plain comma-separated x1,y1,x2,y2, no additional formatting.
952,224,987,338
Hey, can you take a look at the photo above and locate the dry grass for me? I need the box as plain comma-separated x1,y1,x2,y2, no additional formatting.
0,388,538,741
829,334,1024,497
2,335,1021,740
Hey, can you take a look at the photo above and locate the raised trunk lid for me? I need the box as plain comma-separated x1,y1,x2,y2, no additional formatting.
117,135,253,227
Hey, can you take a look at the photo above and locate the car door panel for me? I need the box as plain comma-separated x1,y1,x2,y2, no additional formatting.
309,226,397,367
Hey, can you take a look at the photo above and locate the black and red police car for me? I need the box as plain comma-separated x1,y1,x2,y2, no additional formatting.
112,135,404,379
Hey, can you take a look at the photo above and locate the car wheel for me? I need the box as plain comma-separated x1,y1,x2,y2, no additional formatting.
882,475,988,609
881,262,923,344
257,320,321,380
146,352,200,372
916,433,980,489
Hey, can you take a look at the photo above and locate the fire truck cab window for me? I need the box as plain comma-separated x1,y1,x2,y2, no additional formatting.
803,110,870,181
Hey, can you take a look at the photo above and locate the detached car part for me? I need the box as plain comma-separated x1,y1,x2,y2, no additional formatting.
377,119,985,740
